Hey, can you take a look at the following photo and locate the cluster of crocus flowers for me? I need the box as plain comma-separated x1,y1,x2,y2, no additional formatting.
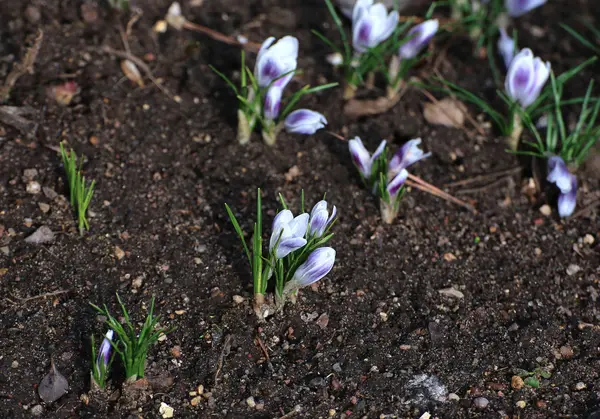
225,190,337,317
546,156,577,217
268,200,337,305
214,35,331,146
504,48,551,150
91,330,113,389
349,137,430,223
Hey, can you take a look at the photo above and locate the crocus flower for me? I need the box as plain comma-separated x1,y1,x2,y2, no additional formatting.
285,247,336,292
388,138,431,178
505,48,550,108
96,330,114,375
269,210,309,259
349,137,387,178
547,156,577,217
498,27,516,69
505,0,547,18
255,36,299,89
264,86,282,121
387,168,408,198
398,19,439,60
284,109,327,135
352,0,399,53
309,200,337,238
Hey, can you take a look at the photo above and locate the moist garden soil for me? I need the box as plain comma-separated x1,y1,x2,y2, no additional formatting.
1,0,600,418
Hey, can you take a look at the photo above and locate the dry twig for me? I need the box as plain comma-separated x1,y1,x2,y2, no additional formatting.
0,30,43,103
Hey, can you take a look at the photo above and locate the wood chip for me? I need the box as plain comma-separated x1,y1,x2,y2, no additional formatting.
423,97,467,128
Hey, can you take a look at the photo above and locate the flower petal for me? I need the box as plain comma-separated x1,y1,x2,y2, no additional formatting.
505,0,547,17
387,168,408,197
505,48,536,106
497,27,516,69
284,109,327,135
309,209,329,238
276,237,307,259
558,176,577,217
264,85,282,121
546,156,572,193
349,136,372,177
289,213,309,238
255,36,298,88
399,19,439,59
290,247,336,288
388,138,430,176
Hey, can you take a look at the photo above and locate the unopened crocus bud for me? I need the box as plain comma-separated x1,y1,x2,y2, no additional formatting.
284,109,327,135
269,210,309,259
505,0,547,18
285,247,336,293
96,330,114,374
309,200,337,238
388,138,431,178
399,19,439,60
387,168,408,198
264,86,282,121
498,27,516,69
352,0,399,53
505,48,550,108
348,137,387,178
255,36,299,89
558,176,577,217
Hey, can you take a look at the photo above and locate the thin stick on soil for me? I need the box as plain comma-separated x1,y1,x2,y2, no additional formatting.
406,174,476,213
214,334,232,385
99,45,176,101
255,335,270,361
444,166,522,187
19,289,70,302
0,30,43,103
181,21,261,53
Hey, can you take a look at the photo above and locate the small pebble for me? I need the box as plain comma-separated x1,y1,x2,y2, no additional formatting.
190,396,202,406
516,400,526,409
448,393,460,401
574,382,586,391
328,409,336,417
379,312,388,321
114,246,125,260
11,360,18,368
246,396,256,408
559,345,574,359
232,295,244,304
159,402,174,418
511,375,524,390
566,264,581,276
30,405,43,416
26,181,41,194
583,234,595,245
539,204,552,216
38,203,50,213
25,226,55,244
473,397,489,409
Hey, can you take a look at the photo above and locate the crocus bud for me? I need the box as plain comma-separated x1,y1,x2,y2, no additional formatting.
352,0,399,53
505,48,550,108
269,210,309,259
498,27,516,69
505,0,547,18
388,138,431,178
284,109,327,135
387,168,408,198
399,19,439,60
264,86,282,121
546,156,572,193
309,200,337,238
285,247,336,292
96,330,114,374
255,36,299,89
558,177,577,218
349,137,387,178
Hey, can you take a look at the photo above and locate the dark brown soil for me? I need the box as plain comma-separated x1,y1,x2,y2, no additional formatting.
1,1,599,418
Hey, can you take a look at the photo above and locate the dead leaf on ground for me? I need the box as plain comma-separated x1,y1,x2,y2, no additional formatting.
343,94,402,119
121,60,145,87
423,97,467,128
38,359,69,403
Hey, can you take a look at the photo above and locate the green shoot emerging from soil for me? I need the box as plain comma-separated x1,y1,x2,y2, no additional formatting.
90,330,114,390
60,143,96,235
91,295,172,383
225,189,337,317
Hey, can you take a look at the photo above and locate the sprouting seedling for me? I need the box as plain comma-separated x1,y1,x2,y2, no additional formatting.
59,143,96,235
515,365,552,388
211,37,335,146
225,189,337,317
316,0,437,100
349,137,430,223
90,330,114,390
91,295,173,383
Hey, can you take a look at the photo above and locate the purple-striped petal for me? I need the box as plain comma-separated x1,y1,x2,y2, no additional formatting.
371,140,387,164
399,19,439,60
264,86,282,121
547,156,572,193
388,138,431,177
309,200,336,238
284,109,327,135
352,0,398,53
505,48,549,108
288,213,309,238
387,168,408,197
290,247,336,288
505,0,547,18
498,27,516,69
558,176,577,217
348,137,372,177
276,237,307,259
255,36,298,88
96,329,114,373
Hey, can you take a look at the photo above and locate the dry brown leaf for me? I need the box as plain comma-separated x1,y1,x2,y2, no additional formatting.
343,94,401,119
121,60,145,87
423,97,467,128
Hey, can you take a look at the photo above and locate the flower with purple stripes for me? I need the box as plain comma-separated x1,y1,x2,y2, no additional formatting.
284,247,336,293
269,210,309,259
547,156,577,217
505,48,550,108
388,138,431,178
255,36,299,89
309,200,337,238
399,19,439,60
349,137,387,179
284,109,327,135
498,27,516,69
352,0,399,53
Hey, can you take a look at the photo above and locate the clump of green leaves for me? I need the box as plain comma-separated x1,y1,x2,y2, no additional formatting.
91,295,173,383
514,365,552,388
60,143,96,235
